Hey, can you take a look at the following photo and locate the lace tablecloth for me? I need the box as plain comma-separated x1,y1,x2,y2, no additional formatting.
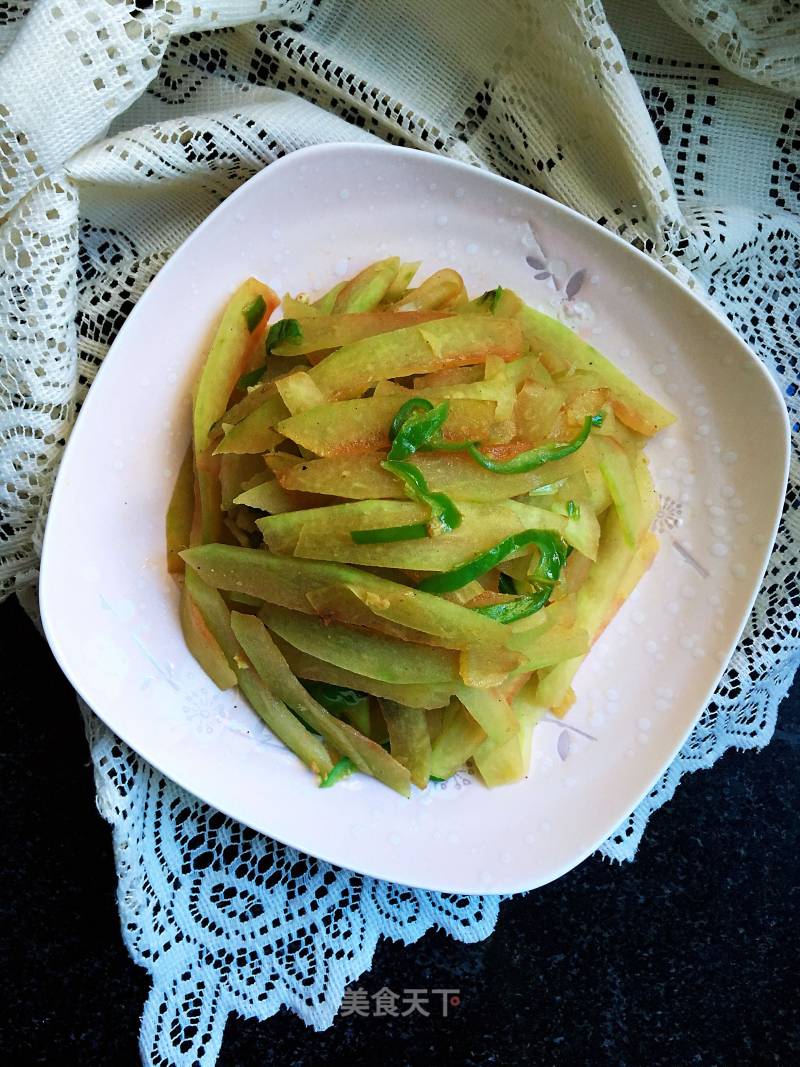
1,1,797,1064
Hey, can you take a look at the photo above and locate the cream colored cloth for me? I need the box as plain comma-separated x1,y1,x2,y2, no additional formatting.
1,2,798,1061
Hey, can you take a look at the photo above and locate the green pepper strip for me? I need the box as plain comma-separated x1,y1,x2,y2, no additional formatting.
266,317,303,351
244,294,267,332
320,756,356,788
460,414,603,474
351,398,462,544
390,399,602,476
383,459,461,535
322,739,395,785
498,572,517,595
236,365,268,390
351,522,429,544
528,532,570,585
417,528,567,623
237,318,304,389
565,499,580,519
304,681,368,711
349,400,601,546
389,397,435,442
478,286,503,313
474,585,551,623
418,529,568,594
387,400,448,460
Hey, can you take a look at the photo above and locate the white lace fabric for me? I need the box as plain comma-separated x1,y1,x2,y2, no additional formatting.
1,1,798,1063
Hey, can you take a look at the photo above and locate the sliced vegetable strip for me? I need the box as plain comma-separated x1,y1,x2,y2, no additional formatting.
166,445,195,574
230,612,411,796
270,310,452,355
193,278,278,456
259,603,461,685
181,544,512,650
307,316,523,400
278,395,498,458
237,670,335,779
180,581,237,690
214,393,289,455
333,256,400,313
520,305,675,435
276,640,453,709
379,701,432,789
277,448,599,502
184,569,332,777
429,701,487,780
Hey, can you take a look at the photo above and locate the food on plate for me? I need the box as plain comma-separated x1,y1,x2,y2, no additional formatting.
168,259,674,796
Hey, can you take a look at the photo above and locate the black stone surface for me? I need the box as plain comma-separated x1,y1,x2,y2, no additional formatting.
1,594,798,1066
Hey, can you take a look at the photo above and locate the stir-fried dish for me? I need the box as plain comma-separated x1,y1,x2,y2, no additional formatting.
167,258,675,796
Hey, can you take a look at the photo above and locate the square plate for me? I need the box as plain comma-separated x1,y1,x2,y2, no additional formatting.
40,144,789,894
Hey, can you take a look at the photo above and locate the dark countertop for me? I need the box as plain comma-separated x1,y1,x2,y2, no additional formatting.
2,593,798,1066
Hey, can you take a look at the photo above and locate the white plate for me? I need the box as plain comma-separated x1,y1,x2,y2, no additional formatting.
40,144,790,894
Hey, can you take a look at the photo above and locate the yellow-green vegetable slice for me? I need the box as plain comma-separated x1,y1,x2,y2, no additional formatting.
219,453,264,512
193,278,276,455
166,445,195,574
382,260,420,303
181,544,511,653
270,310,452,356
260,603,460,685
183,570,333,777
306,580,513,651
429,701,486,780
473,730,525,787
312,279,347,313
277,394,499,458
237,669,334,779
275,639,452,709
278,447,598,503
333,256,400,313
391,268,465,311
215,393,289,455
379,701,432,789
180,581,237,690
534,509,635,706
275,370,327,415
215,381,277,429
455,684,517,745
509,623,589,674
246,480,331,516
520,305,675,435
279,454,401,499
633,450,659,532
278,500,572,570
230,612,411,796
597,437,645,548
184,567,241,662
513,681,547,767
281,292,316,318
192,279,277,541
307,316,523,401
